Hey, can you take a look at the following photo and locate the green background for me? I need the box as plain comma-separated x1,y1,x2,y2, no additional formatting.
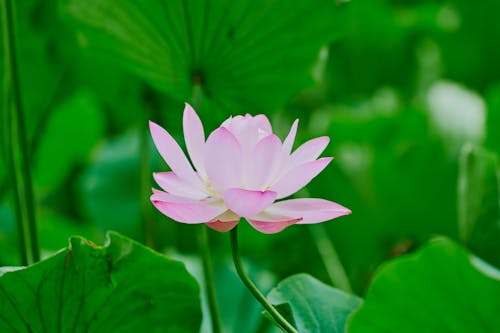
1,0,499,331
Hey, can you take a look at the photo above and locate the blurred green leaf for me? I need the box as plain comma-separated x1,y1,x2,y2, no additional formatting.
485,83,500,156
435,0,500,91
62,0,344,118
78,131,142,235
16,1,62,106
348,237,500,333
13,0,76,138
38,209,97,253
0,231,201,332
457,144,500,267
0,204,18,265
315,105,458,291
34,90,104,194
267,273,362,333
427,81,486,152
0,206,97,265
0,157,5,190
325,0,428,98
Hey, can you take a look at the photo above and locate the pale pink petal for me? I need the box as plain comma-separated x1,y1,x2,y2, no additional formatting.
220,116,232,128
253,114,272,134
221,115,271,154
227,115,258,153
153,172,207,200
151,188,164,196
282,119,299,156
289,136,330,169
247,134,282,189
268,198,351,224
149,121,202,186
183,103,207,178
150,190,225,223
205,220,239,232
246,211,302,234
270,119,298,183
247,220,296,233
223,188,277,217
221,115,245,137
271,157,333,199
204,127,243,192
151,189,224,206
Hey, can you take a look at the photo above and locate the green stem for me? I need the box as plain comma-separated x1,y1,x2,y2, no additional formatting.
191,84,222,333
309,224,352,293
198,227,223,333
2,94,28,266
0,67,69,201
2,0,40,264
230,227,298,333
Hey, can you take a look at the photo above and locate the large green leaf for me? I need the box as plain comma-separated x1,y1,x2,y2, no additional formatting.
267,274,362,333
348,237,500,333
457,144,500,267
0,231,201,332
62,0,344,118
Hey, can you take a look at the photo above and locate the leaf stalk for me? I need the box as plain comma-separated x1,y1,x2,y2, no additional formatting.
1,0,40,265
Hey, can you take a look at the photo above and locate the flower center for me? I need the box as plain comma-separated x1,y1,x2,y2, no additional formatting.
204,180,221,198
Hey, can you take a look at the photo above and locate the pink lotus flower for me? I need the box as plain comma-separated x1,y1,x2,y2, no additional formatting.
150,104,350,234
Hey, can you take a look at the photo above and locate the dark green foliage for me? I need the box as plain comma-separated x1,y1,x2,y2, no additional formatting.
348,238,500,333
0,232,202,333
268,274,362,333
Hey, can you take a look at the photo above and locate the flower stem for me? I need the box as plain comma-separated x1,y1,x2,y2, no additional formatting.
2,105,28,265
309,224,352,293
1,0,40,265
198,226,223,333
230,227,298,333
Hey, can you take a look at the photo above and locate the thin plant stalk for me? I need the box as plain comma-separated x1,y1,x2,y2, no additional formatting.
192,83,223,333
198,227,223,333
1,0,40,264
230,227,298,333
2,93,28,265
308,224,352,293
0,69,69,200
